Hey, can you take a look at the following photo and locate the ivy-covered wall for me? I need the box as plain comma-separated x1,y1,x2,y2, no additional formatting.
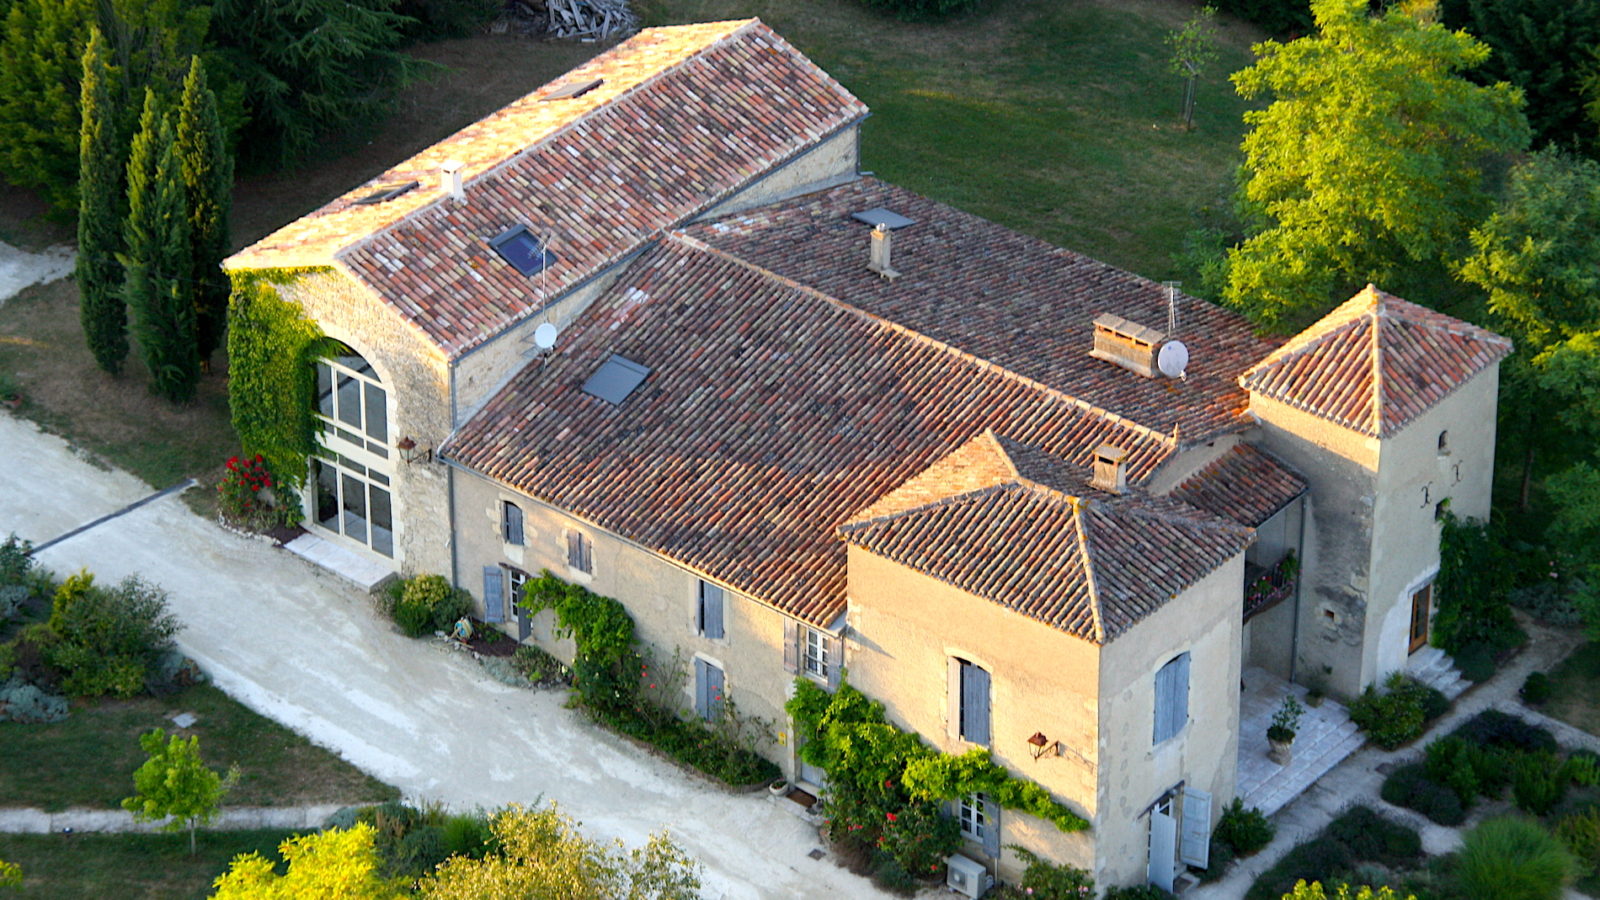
225,268,329,490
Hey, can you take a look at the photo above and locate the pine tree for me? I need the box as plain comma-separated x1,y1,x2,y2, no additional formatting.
0,0,94,211
175,56,233,368
77,26,129,376
124,89,198,403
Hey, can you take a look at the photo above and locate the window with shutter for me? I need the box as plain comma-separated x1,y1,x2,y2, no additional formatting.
482,566,504,624
566,531,593,574
1154,652,1190,744
958,793,987,841
504,566,530,639
697,581,725,639
694,658,724,721
501,501,524,545
782,619,800,674
958,659,990,746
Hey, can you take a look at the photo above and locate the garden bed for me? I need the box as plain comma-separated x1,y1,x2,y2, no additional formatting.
0,828,301,899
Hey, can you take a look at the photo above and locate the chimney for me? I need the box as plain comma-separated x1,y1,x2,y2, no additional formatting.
868,223,900,281
442,159,465,202
1089,444,1128,494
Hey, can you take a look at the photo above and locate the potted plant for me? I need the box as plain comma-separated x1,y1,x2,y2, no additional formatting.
1267,695,1304,765
768,777,790,796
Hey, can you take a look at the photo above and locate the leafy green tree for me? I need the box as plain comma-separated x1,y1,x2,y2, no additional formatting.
1283,882,1412,900
419,804,701,900
78,26,130,375
210,823,406,899
124,88,199,402
1440,0,1600,154
1167,5,1220,132
123,728,238,855
1223,0,1528,331
209,0,419,168
0,858,19,889
0,0,94,211
175,56,233,367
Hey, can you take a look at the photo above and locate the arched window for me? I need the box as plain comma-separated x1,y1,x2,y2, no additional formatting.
1437,430,1450,456
311,344,394,558
315,344,389,458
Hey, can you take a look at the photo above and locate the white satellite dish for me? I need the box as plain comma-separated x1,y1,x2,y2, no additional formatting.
533,322,560,351
1157,340,1190,379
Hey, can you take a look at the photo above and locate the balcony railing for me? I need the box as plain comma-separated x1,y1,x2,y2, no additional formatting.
1243,551,1299,621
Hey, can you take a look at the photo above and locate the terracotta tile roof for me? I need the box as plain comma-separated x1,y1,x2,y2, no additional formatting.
839,443,1254,644
1169,444,1307,528
1239,286,1512,437
225,19,867,358
442,237,1178,627
685,178,1280,441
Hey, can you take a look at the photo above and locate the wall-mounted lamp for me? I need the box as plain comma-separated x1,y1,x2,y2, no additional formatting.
1027,732,1054,761
396,436,432,464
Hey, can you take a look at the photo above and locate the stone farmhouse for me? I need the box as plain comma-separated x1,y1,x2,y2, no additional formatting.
223,19,1511,893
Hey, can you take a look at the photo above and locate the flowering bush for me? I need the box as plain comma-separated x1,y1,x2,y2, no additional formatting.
216,454,292,532
874,799,960,879
1011,846,1094,899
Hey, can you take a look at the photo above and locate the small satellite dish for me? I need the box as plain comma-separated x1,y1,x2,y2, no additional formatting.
1158,340,1190,379
533,322,559,351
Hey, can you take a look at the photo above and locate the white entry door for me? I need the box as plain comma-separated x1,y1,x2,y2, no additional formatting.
1149,802,1177,891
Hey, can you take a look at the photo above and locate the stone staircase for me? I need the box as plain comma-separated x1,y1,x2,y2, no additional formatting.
1236,669,1367,817
1406,646,1470,699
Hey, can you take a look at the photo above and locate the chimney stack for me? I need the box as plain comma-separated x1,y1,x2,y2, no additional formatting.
1089,444,1128,494
868,223,900,281
442,159,465,203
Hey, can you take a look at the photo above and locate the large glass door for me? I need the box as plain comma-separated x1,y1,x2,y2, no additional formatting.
310,345,395,558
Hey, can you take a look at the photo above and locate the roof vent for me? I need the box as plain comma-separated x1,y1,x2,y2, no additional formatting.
1089,445,1128,494
868,223,900,281
442,159,465,202
1089,313,1165,378
353,181,419,205
490,224,557,276
582,354,651,405
852,208,915,230
543,77,603,101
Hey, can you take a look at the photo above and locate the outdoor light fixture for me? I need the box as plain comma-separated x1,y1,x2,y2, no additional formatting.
396,436,432,464
1028,732,1052,761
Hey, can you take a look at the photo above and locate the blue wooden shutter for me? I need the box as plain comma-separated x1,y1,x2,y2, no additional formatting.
708,663,725,720
694,658,710,719
1174,652,1191,737
502,503,523,545
482,566,504,624
961,662,990,745
701,583,724,639
1154,658,1174,742
981,795,1001,858
783,620,799,674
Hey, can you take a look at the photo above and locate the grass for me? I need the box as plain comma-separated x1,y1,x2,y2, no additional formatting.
0,829,300,899
0,682,398,812
638,0,1264,279
1545,642,1600,738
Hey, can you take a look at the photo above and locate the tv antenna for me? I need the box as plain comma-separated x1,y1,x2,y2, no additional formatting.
1163,281,1181,336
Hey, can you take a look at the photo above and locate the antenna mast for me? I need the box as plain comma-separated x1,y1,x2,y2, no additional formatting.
1163,281,1181,336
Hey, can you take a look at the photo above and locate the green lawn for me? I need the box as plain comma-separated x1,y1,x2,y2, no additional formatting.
1544,641,1600,738
639,0,1264,279
0,683,397,812
0,829,299,899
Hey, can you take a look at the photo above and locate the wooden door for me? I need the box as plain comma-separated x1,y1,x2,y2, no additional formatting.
1409,583,1432,653
1148,805,1177,892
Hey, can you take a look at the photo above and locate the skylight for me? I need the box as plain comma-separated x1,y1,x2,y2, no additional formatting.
353,181,419,205
542,78,603,101
851,208,915,230
489,225,557,276
582,354,651,405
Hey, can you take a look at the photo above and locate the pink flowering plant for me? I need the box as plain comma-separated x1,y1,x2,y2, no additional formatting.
216,453,294,532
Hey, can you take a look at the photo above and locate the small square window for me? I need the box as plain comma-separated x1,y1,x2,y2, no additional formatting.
490,224,557,276
566,531,593,574
804,628,829,679
501,501,525,545
958,794,987,840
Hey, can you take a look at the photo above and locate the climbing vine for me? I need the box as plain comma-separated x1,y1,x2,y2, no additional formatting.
1433,505,1519,657
787,677,1090,834
521,569,639,713
225,268,329,490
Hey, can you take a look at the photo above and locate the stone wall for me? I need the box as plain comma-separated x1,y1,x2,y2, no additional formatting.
697,125,860,221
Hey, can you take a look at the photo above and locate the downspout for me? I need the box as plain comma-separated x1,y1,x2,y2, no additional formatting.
1288,494,1308,684
447,358,460,590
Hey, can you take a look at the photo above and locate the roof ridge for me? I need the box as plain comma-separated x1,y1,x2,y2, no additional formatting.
836,482,1012,532
1122,497,1255,539
1370,299,1384,436
668,232,1181,454
1071,497,1107,644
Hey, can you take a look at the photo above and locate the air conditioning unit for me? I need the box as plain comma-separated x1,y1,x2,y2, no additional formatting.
946,853,993,899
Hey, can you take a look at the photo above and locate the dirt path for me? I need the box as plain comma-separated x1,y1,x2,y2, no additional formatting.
0,412,889,900
0,243,72,305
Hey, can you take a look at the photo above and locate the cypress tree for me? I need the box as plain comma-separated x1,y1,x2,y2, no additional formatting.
77,26,128,376
0,0,93,212
175,56,232,368
124,89,198,403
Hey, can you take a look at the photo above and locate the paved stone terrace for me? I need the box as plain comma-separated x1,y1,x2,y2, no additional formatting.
1236,668,1363,817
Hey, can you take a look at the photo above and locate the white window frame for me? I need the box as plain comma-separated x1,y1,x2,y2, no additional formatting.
314,349,391,470
803,626,830,680
504,565,528,617
958,793,987,841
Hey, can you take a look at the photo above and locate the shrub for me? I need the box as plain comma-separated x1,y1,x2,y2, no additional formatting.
0,676,69,723
1555,807,1600,877
1215,797,1276,856
1510,579,1584,627
1244,836,1354,900
1522,672,1553,706
395,824,449,875
1453,710,1559,754
1424,736,1482,805
877,799,960,879
1453,641,1499,683
510,644,570,687
1382,762,1466,826
1454,816,1574,900
390,574,473,638
870,852,916,893
0,584,25,624
1011,845,1094,899
0,534,33,586
440,812,492,859
44,572,180,697
1348,673,1444,750
215,453,292,532
1513,753,1570,817
1326,804,1424,866
1198,837,1235,882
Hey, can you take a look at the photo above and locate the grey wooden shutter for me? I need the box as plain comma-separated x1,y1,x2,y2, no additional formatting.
824,635,841,689
1180,787,1212,868
517,593,532,640
482,566,504,624
1174,652,1191,737
961,662,990,745
708,663,725,720
782,619,799,674
1154,658,1176,743
981,795,1001,858
502,503,523,545
701,583,724,640
694,658,710,719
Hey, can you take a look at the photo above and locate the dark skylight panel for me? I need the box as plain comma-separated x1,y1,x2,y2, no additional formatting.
489,224,557,276
851,208,915,230
582,354,652,405
543,78,604,101
353,181,420,205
